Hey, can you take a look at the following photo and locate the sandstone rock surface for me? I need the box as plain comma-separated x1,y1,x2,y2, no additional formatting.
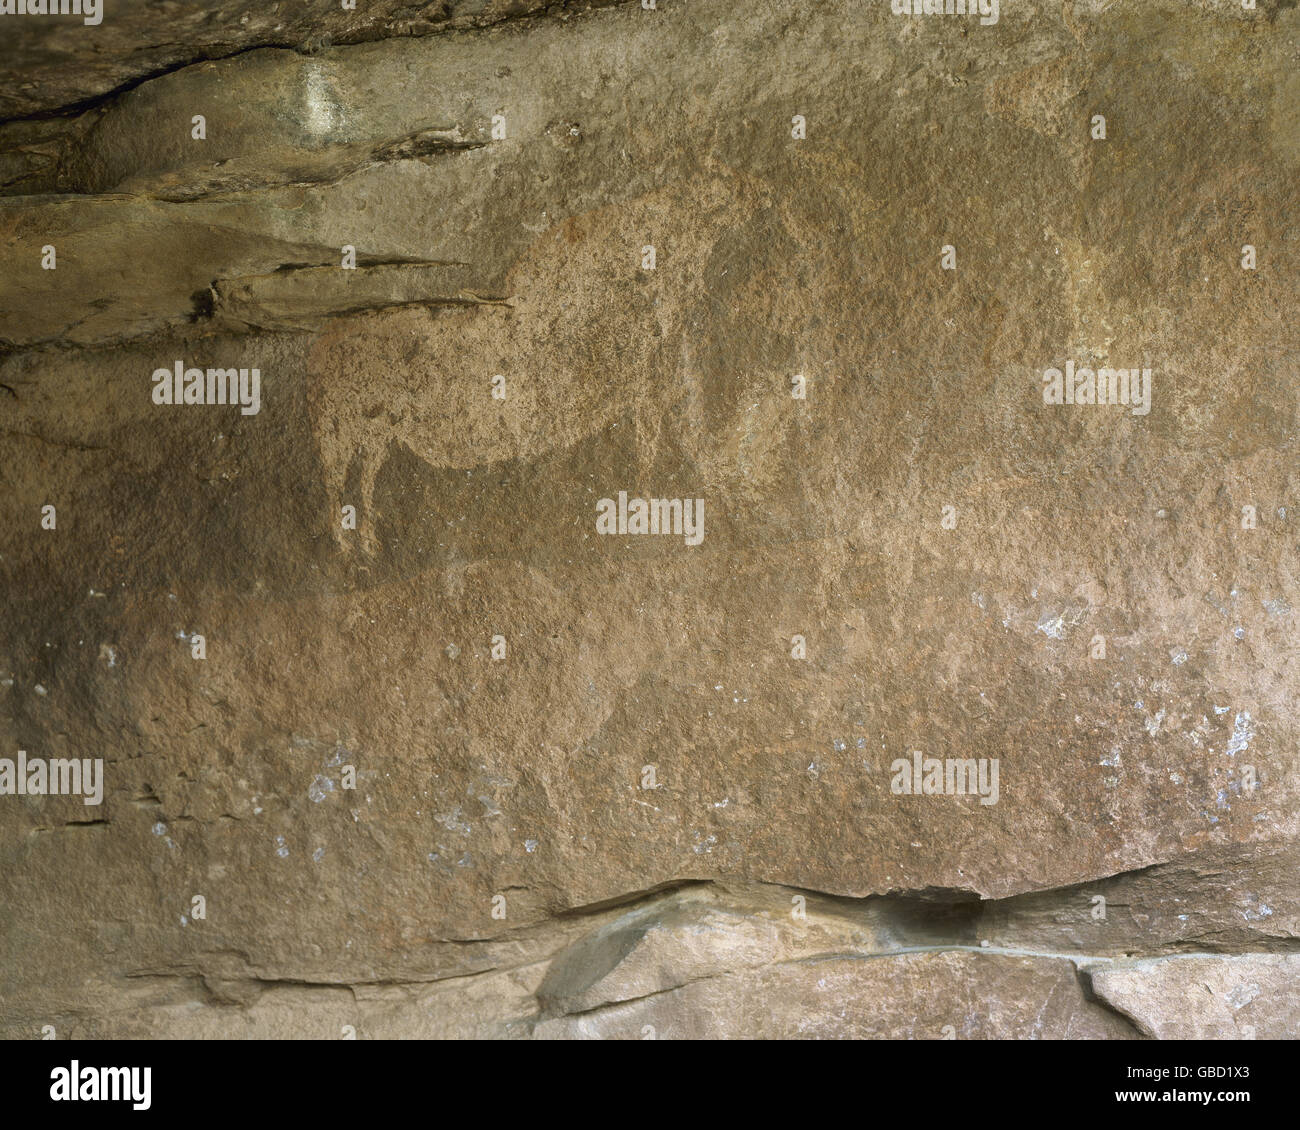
1,0,1297,1039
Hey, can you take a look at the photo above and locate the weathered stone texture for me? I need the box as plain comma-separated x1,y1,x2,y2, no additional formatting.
0,0,1297,1038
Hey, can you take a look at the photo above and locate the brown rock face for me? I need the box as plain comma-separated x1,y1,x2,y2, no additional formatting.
1,0,1297,1040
